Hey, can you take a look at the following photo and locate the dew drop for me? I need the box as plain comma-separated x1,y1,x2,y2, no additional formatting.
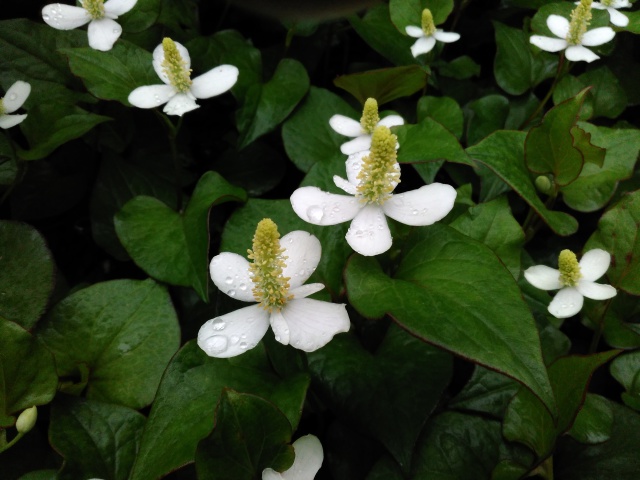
211,317,226,331
307,206,324,223
569,303,575,308
8,93,17,101
561,303,568,309
230,335,240,345
411,209,419,215
288,237,294,244
43,14,50,20
246,317,255,324
224,276,233,284
227,289,236,297
275,335,281,342
239,283,247,291
239,342,248,350
299,269,305,276
112,27,121,34
204,335,228,354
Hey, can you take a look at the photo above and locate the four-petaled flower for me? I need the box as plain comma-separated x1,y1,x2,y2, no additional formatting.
582,0,630,27
524,248,617,319
0,81,31,129
405,8,460,58
262,435,323,480
198,219,350,358
291,125,456,256
128,38,239,117
42,0,137,51
329,98,403,155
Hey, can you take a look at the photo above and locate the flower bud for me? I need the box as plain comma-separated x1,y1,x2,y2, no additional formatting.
16,406,37,433
535,175,552,194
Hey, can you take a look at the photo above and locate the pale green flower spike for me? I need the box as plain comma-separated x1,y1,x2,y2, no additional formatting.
421,8,436,36
558,249,582,286
162,38,193,94
567,0,592,45
248,219,293,312
81,0,105,19
359,98,380,135
356,126,400,205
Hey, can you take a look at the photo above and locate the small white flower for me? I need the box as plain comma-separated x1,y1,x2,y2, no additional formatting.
405,8,460,58
291,126,456,257
198,219,350,358
329,98,404,155
128,38,239,117
0,81,31,129
579,0,630,28
524,249,617,319
262,435,324,480
42,0,137,51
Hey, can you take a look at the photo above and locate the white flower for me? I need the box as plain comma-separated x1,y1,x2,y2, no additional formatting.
524,249,617,319
329,98,403,155
128,38,239,117
0,81,31,129
198,219,350,358
290,126,456,257
262,435,323,480
580,0,630,27
42,0,137,51
405,8,460,58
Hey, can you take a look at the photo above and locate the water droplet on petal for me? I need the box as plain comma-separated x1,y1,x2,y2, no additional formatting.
230,335,239,345
299,269,305,276
112,27,121,34
225,276,233,284
239,342,248,350
561,303,567,309
227,289,236,297
43,14,50,20
411,209,419,215
239,283,247,291
212,317,226,331
204,335,228,354
275,335,281,342
307,206,324,223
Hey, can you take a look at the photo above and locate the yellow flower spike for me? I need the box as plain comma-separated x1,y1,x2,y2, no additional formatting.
356,125,400,205
558,249,582,286
567,0,593,45
161,38,193,93
80,0,105,19
359,98,380,134
247,219,292,312
421,8,436,37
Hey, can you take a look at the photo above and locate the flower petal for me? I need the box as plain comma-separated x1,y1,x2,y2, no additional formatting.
290,283,325,299
104,0,138,16
270,310,291,345
87,18,123,51
547,14,570,39
346,150,368,186
433,30,460,43
524,265,562,291
278,298,350,352
128,84,176,108
589,2,607,10
378,115,405,128
1,81,30,113
607,8,629,27
281,230,322,289
576,280,617,301
0,114,27,129
209,252,255,302
410,36,437,57
530,35,567,52
152,40,191,84
262,469,283,480
42,4,90,30
290,187,362,226
163,92,199,116
334,175,357,195
329,114,362,137
281,435,324,480
340,135,372,155
405,25,424,38
382,183,456,227
346,205,392,256
579,249,611,281
565,45,599,63
198,304,269,358
581,27,615,46
548,287,583,319
610,0,631,8
190,65,239,99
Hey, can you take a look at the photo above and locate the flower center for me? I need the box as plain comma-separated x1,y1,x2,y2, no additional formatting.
0,98,5,116
567,0,592,45
601,0,614,6
360,98,380,135
356,125,400,205
247,218,292,312
161,38,193,93
80,0,105,19
558,249,582,287
421,8,436,36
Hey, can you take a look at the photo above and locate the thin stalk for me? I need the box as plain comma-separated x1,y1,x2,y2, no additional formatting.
0,431,24,454
588,298,613,354
523,187,557,243
154,111,184,211
520,53,568,130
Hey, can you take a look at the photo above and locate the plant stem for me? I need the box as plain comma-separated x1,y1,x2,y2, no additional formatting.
0,431,24,454
520,53,568,130
154,111,184,211
588,298,613,354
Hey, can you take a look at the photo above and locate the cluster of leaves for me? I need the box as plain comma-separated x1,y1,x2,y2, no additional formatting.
2,0,640,479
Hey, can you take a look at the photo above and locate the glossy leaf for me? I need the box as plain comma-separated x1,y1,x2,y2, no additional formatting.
466,94,509,146
334,65,427,105
568,394,613,444
448,367,519,418
389,0,454,31
416,95,463,139
396,117,471,166
610,351,640,410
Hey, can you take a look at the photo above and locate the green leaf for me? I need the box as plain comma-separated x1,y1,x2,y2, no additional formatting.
236,58,309,149
396,117,471,166
580,67,627,119
416,95,463,139
467,130,578,236
115,171,246,300
585,190,640,295
334,65,427,105
610,351,640,410
130,341,309,480
552,75,593,121
195,391,294,480
389,0,454,30
568,394,613,444
596,295,640,350
0,318,57,427
0,221,54,329
49,396,145,480
0,133,17,186
308,325,452,472
345,224,555,413
449,367,519,418
117,0,161,33
466,94,509,146
438,56,481,80
36,279,180,409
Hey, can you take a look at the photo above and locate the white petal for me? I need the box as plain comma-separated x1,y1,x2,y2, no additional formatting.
607,8,629,27
128,84,176,108
152,40,191,84
524,265,562,291
87,18,122,51
548,287,583,319
530,35,568,52
262,469,283,480
290,283,325,299
270,310,291,345
329,114,363,137
346,150,368,186
346,205,392,256
410,36,437,57
576,281,617,301
290,187,362,226
281,435,324,480
610,0,630,8
334,175,357,195
104,0,138,16
163,92,199,116
280,231,322,289
382,183,456,227
433,30,461,43
190,65,239,99
405,25,424,38
565,45,599,63
278,298,350,352
581,27,615,46
209,252,255,302
0,114,27,129
198,305,270,358
340,135,372,155
378,115,404,128
547,14,570,39
42,4,90,30
590,2,607,10
1,81,30,113
579,249,611,281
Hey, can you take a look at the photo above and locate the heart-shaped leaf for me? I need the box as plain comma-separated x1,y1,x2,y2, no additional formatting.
334,65,427,105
